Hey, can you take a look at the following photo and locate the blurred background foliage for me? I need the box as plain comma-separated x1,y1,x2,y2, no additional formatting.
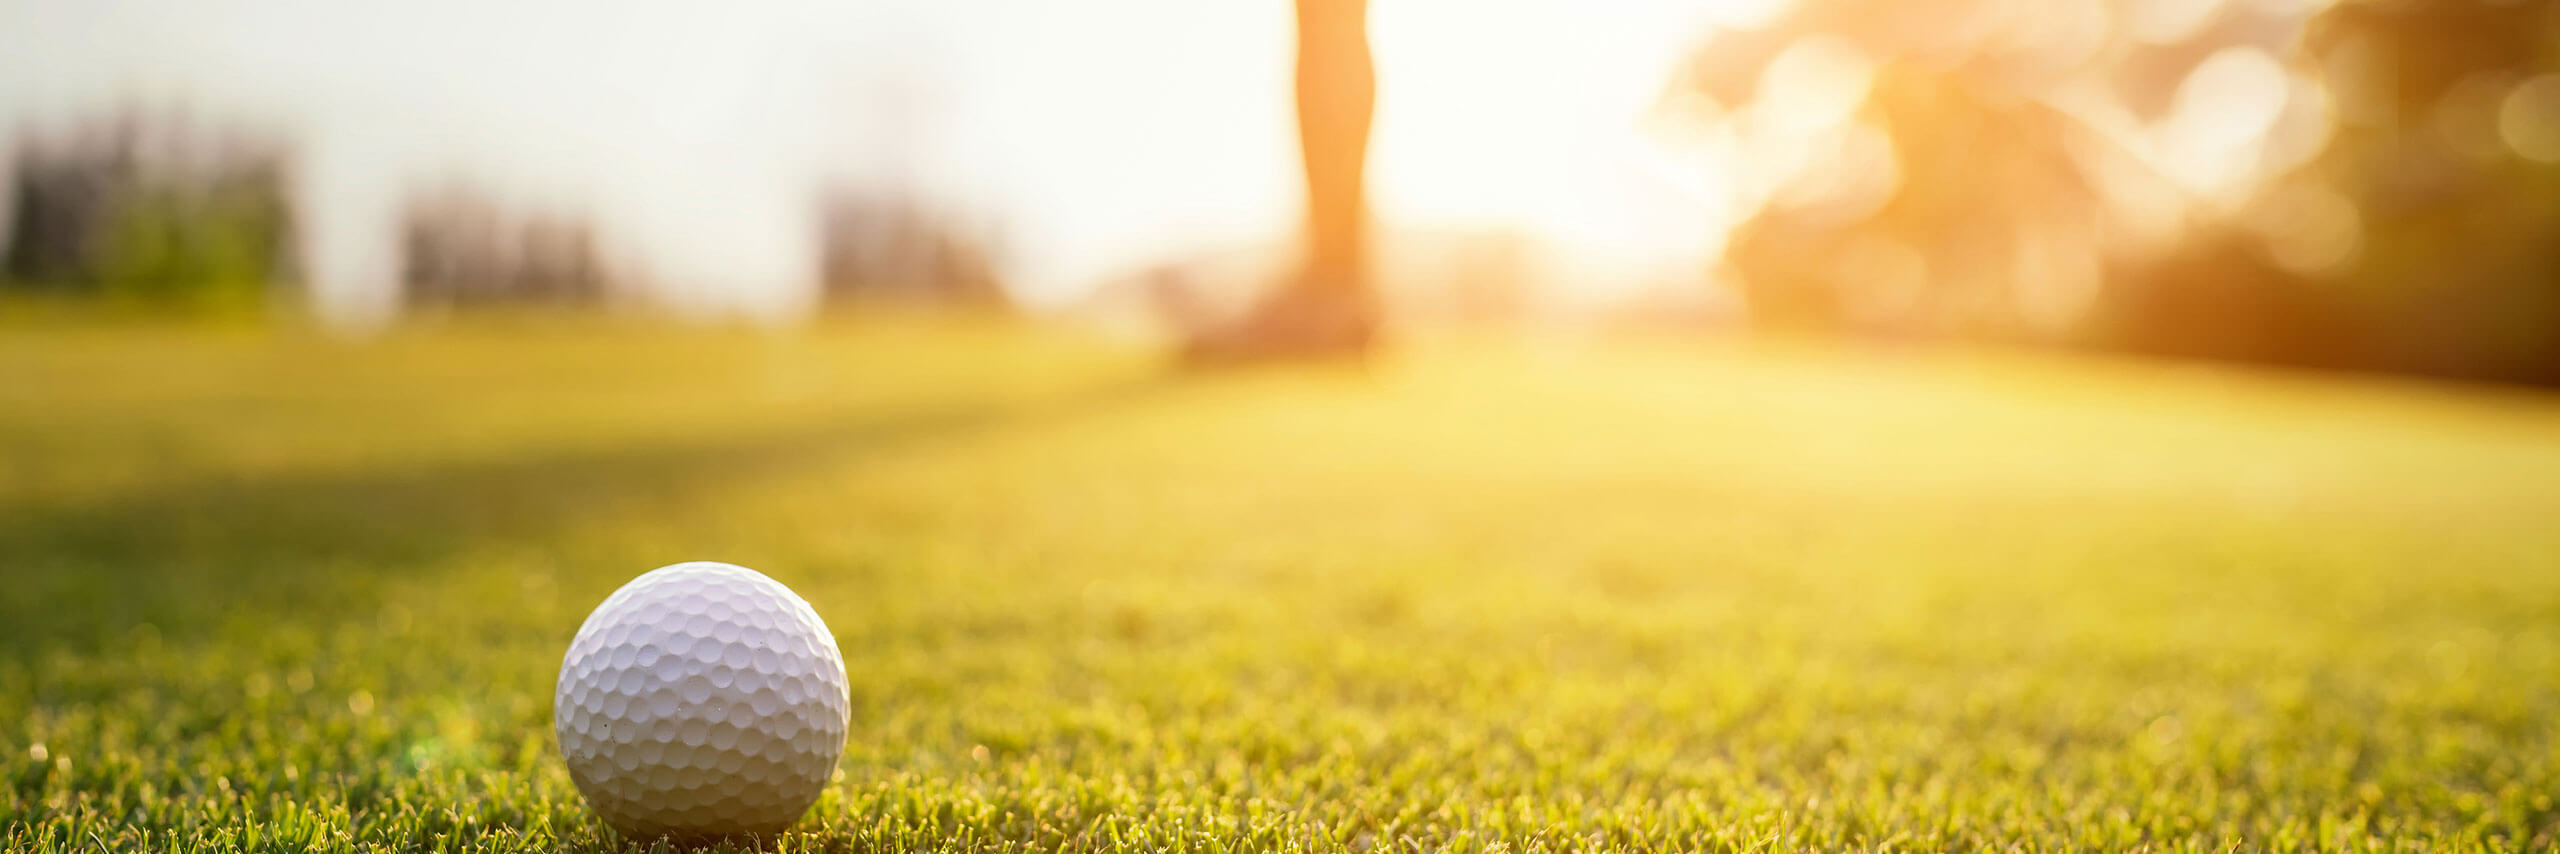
398,183,617,312
1673,0,2560,384
2,110,296,312
6,0,2560,385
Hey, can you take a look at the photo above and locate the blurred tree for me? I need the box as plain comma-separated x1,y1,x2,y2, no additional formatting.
2261,0,2560,382
399,184,614,309
2,110,297,311
1673,0,2560,384
1668,0,2255,341
2104,0,2560,382
1669,0,2560,383
815,188,1006,309
1716,66,2113,340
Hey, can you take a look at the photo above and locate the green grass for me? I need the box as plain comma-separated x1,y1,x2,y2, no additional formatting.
6,316,2560,852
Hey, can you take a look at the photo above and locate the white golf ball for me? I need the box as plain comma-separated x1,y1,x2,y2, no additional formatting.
554,561,851,837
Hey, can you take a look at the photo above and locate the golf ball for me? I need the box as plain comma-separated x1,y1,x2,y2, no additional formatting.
554,561,850,837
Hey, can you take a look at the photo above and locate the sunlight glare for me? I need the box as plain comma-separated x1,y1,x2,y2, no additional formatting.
2155,46,2290,198
1365,0,1779,299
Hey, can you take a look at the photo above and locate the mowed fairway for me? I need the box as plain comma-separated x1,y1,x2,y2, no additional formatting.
6,318,2560,852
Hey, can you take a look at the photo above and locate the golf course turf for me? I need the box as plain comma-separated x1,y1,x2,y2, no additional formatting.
5,317,2560,851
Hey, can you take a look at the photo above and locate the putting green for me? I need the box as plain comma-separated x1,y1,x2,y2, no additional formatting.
5,318,2559,851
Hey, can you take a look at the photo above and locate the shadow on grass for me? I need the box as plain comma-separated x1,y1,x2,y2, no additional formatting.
0,373,1185,656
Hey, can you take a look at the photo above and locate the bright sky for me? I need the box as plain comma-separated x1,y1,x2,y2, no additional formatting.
0,0,1765,321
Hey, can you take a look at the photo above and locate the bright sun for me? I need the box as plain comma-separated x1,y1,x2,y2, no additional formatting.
1363,0,1787,292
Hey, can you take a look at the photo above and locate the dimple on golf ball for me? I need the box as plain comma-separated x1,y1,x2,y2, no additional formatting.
555,561,850,837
